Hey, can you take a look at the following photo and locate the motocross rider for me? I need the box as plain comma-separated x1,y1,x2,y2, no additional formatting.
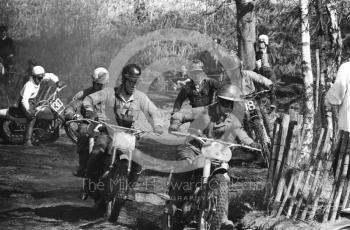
240,60,276,140
64,67,109,177
19,65,63,146
169,84,260,229
169,60,222,131
82,63,163,200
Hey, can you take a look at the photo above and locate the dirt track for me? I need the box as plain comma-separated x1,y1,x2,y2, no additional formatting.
0,134,170,230
0,131,267,230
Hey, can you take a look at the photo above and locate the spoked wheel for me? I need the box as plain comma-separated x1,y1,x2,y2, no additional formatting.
106,196,125,222
106,161,128,222
252,118,271,168
33,120,60,144
64,121,79,143
0,119,25,144
203,173,230,230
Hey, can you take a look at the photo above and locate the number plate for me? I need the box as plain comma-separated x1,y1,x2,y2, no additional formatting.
50,98,65,114
245,100,256,111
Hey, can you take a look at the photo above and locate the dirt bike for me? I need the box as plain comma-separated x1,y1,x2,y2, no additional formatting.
71,118,145,222
242,89,273,167
0,85,68,144
162,131,261,230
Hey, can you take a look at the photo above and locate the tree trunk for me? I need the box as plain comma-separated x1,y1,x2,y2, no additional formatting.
314,0,327,127
235,0,256,70
326,1,342,68
300,0,314,163
326,0,342,137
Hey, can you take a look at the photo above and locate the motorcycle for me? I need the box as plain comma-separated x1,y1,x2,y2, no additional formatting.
242,89,273,167
70,118,145,222
162,131,261,230
0,85,67,144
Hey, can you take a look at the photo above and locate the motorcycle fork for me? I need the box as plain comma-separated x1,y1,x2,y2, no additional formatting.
89,137,94,154
198,159,212,230
127,149,132,181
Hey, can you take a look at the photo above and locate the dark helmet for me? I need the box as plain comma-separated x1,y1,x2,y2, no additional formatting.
122,64,141,82
217,84,243,102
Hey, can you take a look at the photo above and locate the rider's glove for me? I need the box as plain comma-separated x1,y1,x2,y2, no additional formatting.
65,112,75,121
267,83,275,91
97,125,107,134
168,123,180,132
270,104,276,112
83,109,95,119
56,81,64,88
249,142,262,150
24,109,35,120
154,125,164,135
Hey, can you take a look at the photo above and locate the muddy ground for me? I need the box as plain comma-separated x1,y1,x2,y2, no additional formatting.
0,86,313,230
0,130,268,230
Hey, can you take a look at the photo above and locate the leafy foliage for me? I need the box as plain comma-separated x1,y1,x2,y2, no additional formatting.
0,0,349,106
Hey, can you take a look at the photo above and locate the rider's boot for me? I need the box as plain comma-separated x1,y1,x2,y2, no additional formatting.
74,151,89,177
24,119,35,146
82,178,90,200
221,218,234,230
74,135,90,177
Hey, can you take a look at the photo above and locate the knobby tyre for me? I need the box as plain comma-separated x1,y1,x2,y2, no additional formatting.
206,173,229,230
0,119,24,144
106,160,128,222
252,118,270,167
64,122,79,143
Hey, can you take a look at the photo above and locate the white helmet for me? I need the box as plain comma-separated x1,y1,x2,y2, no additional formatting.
92,67,109,85
32,66,45,77
258,34,269,45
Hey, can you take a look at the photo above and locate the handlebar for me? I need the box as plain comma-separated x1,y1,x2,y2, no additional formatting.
66,118,145,136
242,89,271,100
170,131,261,152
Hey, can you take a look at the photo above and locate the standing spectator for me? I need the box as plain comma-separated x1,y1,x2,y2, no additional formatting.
0,25,15,73
325,37,350,175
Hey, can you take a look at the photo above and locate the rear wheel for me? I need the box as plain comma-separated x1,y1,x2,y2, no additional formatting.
0,118,25,144
34,120,60,144
203,173,230,230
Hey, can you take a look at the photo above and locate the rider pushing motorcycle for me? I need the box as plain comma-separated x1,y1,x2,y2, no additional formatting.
82,63,163,200
169,84,261,230
64,67,109,177
19,65,63,146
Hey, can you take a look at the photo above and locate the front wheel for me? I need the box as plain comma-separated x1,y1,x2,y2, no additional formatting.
252,118,270,168
201,173,230,230
64,121,79,143
106,161,128,222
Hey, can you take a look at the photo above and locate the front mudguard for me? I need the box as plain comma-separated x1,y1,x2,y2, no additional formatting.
210,163,230,181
